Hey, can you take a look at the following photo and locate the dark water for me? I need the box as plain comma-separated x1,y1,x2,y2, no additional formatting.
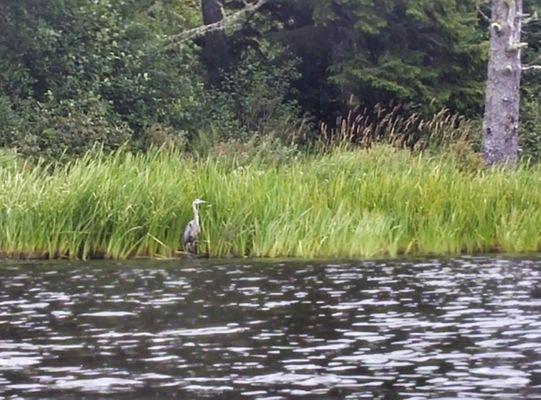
1,257,541,399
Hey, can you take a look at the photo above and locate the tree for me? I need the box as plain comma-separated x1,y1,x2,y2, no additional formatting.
482,0,524,165
235,0,488,118
167,0,270,84
0,0,206,157
201,0,230,84
168,0,269,44
482,0,541,165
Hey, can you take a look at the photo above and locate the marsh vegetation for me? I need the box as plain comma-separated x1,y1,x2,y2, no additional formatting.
0,144,540,260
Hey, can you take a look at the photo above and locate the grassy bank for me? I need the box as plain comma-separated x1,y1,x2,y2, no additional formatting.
0,145,540,259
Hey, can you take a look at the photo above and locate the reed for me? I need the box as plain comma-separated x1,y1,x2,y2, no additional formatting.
318,105,479,151
0,145,540,259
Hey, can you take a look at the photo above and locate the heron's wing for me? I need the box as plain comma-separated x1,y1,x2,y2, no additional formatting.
183,220,195,245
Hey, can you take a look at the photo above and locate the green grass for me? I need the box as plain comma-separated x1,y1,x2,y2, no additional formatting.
0,145,540,259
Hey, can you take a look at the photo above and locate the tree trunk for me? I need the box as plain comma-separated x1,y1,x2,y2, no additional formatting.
201,0,230,85
482,0,523,166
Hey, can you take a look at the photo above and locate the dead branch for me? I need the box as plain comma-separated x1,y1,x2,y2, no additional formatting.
522,11,538,24
167,0,269,48
522,65,541,72
477,4,491,22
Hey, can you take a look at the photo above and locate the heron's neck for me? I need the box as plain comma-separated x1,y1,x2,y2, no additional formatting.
192,204,200,226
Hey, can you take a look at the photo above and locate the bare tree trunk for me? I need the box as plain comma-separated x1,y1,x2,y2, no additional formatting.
201,0,230,85
482,0,523,166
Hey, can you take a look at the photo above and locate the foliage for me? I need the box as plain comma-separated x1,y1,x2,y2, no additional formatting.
520,88,541,162
520,0,541,161
192,48,309,147
1,146,541,259
0,93,132,159
0,0,205,157
0,148,21,173
0,0,539,160
248,0,488,118
202,135,301,167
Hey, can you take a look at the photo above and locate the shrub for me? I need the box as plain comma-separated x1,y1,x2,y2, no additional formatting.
0,0,206,157
200,49,310,143
0,93,131,159
519,91,541,162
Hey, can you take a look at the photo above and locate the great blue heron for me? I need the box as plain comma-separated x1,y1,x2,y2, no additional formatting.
183,198,207,254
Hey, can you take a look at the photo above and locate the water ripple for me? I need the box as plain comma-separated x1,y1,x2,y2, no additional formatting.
0,257,540,398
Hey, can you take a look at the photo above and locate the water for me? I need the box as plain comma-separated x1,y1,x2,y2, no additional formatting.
1,257,541,399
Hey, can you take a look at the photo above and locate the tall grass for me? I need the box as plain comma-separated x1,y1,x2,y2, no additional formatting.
0,145,540,259
318,105,479,151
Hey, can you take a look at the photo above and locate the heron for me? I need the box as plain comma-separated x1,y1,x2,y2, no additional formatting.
182,198,207,254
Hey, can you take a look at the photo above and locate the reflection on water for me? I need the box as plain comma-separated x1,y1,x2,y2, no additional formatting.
0,257,541,399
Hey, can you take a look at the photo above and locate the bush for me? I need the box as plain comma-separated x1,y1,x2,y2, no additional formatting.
0,0,206,157
519,91,541,162
199,49,310,143
0,93,131,159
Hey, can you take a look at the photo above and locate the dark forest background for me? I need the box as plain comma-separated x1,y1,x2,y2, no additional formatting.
0,0,540,159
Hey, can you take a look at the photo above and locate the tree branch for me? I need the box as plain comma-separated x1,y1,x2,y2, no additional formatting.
476,5,491,23
167,0,269,48
521,11,538,25
523,65,541,72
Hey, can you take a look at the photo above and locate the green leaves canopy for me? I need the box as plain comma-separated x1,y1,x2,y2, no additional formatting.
250,0,487,116
0,0,204,156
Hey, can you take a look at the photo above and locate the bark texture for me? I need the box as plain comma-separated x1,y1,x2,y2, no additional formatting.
201,0,230,84
482,0,523,166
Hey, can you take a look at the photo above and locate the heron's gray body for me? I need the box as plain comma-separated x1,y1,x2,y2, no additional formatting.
182,219,200,254
182,199,205,254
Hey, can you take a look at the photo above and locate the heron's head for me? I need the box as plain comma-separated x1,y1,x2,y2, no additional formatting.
192,198,206,207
